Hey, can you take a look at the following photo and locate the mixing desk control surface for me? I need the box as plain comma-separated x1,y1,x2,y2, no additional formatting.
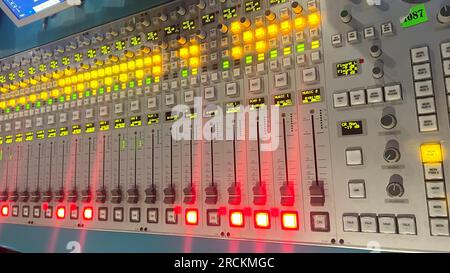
0,0,449,252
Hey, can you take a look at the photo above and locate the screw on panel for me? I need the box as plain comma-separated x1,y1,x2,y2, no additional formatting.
339,239,345,245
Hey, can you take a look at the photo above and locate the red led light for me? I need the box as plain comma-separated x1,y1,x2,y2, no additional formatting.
56,207,66,219
1,205,8,216
230,210,244,227
83,207,93,220
255,211,270,229
185,209,198,225
281,211,299,230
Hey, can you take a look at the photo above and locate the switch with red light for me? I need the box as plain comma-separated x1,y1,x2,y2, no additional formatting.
183,186,196,205
56,207,66,219
163,186,176,204
145,186,157,204
255,211,271,229
280,184,295,206
282,211,299,230
1,205,9,216
83,207,94,220
185,209,199,225
227,185,241,205
230,210,245,227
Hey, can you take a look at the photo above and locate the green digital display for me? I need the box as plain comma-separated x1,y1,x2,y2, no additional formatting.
61,57,71,66
115,40,126,51
74,53,83,62
223,6,237,20
182,20,196,30
245,0,261,13
59,127,69,137
336,60,359,77
401,4,428,28
202,13,215,25
18,70,25,78
101,45,111,55
147,31,159,41
340,120,364,136
47,129,57,138
130,36,142,46
37,130,45,139
274,93,293,107
130,116,142,127
301,88,322,104
28,67,36,75
39,64,47,72
100,121,110,131
25,132,34,141
15,134,23,143
249,97,265,110
72,125,82,135
85,123,96,133
87,49,97,59
50,60,58,69
165,112,179,121
0,75,5,84
147,114,159,125
114,118,126,129
269,0,286,5
226,101,241,113
8,72,15,81
164,25,180,35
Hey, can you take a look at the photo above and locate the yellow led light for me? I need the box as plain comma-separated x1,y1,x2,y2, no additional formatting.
0,101,6,109
76,83,85,92
57,79,65,89
9,84,17,91
243,30,254,44
231,46,243,60
30,77,38,85
40,91,48,100
230,21,242,34
180,47,190,59
280,20,292,34
77,74,84,83
255,40,267,53
295,17,307,31
152,55,162,65
84,72,91,81
135,58,144,69
18,96,26,105
52,71,63,79
0,87,7,93
90,80,99,89
29,94,37,102
64,77,72,86
8,98,16,107
135,70,145,80
125,50,134,59
65,67,76,76
421,143,443,163
267,24,279,38
308,12,321,27
311,40,320,49
144,57,153,66
255,27,266,40
152,66,162,76
112,65,120,74
189,57,200,68
104,77,113,86
189,45,200,56
40,74,50,82
105,66,113,76
120,63,128,73
64,86,72,95
71,75,78,84
51,89,59,98
98,68,105,78
19,81,28,88
128,61,136,71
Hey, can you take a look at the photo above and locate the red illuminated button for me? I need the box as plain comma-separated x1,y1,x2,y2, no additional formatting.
281,211,299,230
185,209,198,225
255,211,270,229
230,210,244,227
56,207,66,219
83,207,93,220
1,205,9,216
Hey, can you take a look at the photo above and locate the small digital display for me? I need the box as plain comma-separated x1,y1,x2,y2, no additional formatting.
85,123,95,133
50,60,58,69
147,31,159,41
130,116,142,127
39,64,47,72
87,49,97,59
61,57,70,66
47,128,56,138
165,111,179,121
115,40,126,51
249,97,265,110
15,133,23,143
336,60,359,77
25,132,33,141
202,13,215,25
8,72,15,81
147,114,159,125
130,35,142,46
2,0,65,20
340,120,364,136
301,88,321,104
0,75,6,83
28,67,36,75
18,70,25,78
186,108,198,119
114,118,126,129
59,127,68,137
72,125,81,135
36,130,45,139
5,135,13,144
269,0,286,5
100,121,110,131
164,24,180,35
274,93,293,107
223,6,237,20
101,45,111,55
245,0,261,13
182,20,196,31
226,101,241,113
0,137,3,145
74,53,83,62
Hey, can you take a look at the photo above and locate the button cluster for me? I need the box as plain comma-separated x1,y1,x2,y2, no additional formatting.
420,143,450,236
343,213,416,235
333,84,402,108
331,22,393,48
410,46,438,132
440,42,450,120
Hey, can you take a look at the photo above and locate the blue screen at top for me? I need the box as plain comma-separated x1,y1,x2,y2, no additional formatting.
2,0,64,19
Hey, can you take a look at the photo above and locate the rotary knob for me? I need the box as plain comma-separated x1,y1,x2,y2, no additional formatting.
372,64,384,79
386,181,404,198
176,6,186,16
370,45,382,58
383,147,401,163
340,9,352,24
197,0,206,10
438,5,450,24
291,1,303,14
380,114,397,130
158,12,168,22
196,30,207,40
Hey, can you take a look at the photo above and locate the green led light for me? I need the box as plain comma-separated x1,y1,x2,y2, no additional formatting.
181,69,189,78
296,43,305,53
59,96,64,103
36,101,41,108
257,53,265,62
129,81,135,88
72,94,77,101
47,99,53,105
5,108,10,113
245,55,253,64
222,60,230,70
114,84,120,92
15,106,20,112
283,47,292,56
26,104,30,110
86,91,91,97
270,49,278,59
99,88,105,95
145,77,152,85
311,40,320,49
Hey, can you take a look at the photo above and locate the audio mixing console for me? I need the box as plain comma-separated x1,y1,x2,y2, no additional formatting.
0,0,450,252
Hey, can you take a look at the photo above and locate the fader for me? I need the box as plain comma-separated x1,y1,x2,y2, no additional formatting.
1,0,450,252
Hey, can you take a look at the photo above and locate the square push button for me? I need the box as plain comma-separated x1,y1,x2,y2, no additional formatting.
349,90,366,106
22,206,30,217
397,215,417,235
348,180,366,199
207,209,221,226
360,214,378,233
113,207,124,222
346,148,363,166
333,92,349,108
418,115,438,132
378,214,397,234
430,218,450,236
98,207,108,221
415,80,434,98
70,207,79,220
366,87,384,104
342,213,360,232
426,181,446,199
384,85,402,102
166,208,178,225
424,163,444,180
45,206,53,219
147,208,159,224
411,46,430,64
428,200,448,217
130,208,141,223
310,212,330,232
33,206,41,218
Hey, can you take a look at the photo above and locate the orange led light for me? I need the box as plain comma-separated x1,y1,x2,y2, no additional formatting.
243,30,254,44
308,12,321,27
180,47,190,59
189,57,200,68
230,21,242,34
152,55,162,65
280,20,292,34
231,46,243,60
267,24,279,38
255,211,270,229
255,40,267,53
1,205,9,216
294,17,307,30
255,27,266,40
152,66,162,76
281,211,299,230
185,209,199,225
230,210,244,227
56,207,66,219
83,207,93,220
189,45,200,56
135,58,144,69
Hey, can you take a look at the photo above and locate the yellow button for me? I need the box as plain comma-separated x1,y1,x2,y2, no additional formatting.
189,45,200,56
243,30,254,44
255,27,266,40
308,12,321,27
230,21,242,34
421,143,443,163
267,24,278,38
294,17,307,30
180,47,190,59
